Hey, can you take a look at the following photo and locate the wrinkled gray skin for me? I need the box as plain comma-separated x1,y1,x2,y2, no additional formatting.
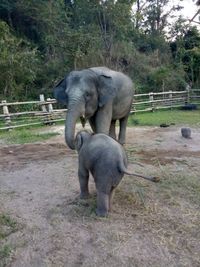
54,67,134,150
75,131,159,217
75,131,128,217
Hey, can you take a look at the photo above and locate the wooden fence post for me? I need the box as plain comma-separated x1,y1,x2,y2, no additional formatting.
2,100,11,127
39,94,47,112
169,90,172,109
186,87,190,104
47,98,53,113
149,92,154,111
45,98,54,125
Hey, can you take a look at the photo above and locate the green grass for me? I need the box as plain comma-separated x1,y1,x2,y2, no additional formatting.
0,214,18,240
0,127,60,145
0,214,19,267
1,109,200,145
0,244,12,267
0,214,17,229
128,109,200,127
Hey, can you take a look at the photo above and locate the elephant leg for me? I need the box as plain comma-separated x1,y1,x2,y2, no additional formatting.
95,104,112,134
109,120,116,140
109,187,115,211
96,191,109,217
78,167,89,199
118,115,129,145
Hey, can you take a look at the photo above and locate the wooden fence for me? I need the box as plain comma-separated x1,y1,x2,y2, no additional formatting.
0,89,200,130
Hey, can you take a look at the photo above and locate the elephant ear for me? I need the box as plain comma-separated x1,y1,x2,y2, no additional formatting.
97,75,117,108
75,130,92,151
75,132,83,152
53,78,67,105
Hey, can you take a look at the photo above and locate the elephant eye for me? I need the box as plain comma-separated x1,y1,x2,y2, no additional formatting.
85,92,91,100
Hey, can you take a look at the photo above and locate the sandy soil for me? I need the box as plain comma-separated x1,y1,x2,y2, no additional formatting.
0,125,200,267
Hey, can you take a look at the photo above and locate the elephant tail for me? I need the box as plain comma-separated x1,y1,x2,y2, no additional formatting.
119,163,160,183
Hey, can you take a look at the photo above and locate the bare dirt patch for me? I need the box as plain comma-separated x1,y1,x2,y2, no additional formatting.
0,143,74,171
0,126,200,267
134,149,200,165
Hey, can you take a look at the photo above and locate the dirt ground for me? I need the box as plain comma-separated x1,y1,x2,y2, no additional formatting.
0,125,200,267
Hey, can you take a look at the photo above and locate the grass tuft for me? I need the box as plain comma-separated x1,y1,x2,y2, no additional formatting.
0,128,59,145
0,213,19,267
128,109,200,127
0,244,12,267
0,214,18,240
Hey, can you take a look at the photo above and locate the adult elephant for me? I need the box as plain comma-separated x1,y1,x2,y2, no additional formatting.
54,67,134,149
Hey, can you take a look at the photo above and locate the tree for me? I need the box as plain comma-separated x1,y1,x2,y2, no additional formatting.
64,0,134,68
0,20,39,100
133,0,183,34
0,0,199,100
170,23,200,87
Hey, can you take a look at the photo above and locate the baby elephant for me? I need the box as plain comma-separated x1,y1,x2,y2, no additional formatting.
75,131,159,217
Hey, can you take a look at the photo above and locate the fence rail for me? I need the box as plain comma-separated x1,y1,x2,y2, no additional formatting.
0,89,200,130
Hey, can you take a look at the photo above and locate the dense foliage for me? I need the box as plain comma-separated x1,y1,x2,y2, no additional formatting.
0,0,200,100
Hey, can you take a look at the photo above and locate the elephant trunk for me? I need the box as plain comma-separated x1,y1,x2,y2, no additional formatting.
65,104,84,150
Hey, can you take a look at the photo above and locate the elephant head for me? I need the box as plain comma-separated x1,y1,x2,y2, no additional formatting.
75,130,93,152
54,69,116,149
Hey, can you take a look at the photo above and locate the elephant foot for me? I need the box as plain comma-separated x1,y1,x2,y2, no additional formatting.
118,138,126,146
118,138,125,146
96,191,109,217
96,208,108,217
80,192,90,199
